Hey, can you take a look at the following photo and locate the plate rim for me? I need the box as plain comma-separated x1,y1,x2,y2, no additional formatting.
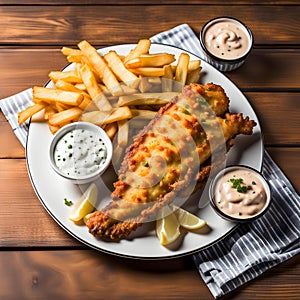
25,42,263,260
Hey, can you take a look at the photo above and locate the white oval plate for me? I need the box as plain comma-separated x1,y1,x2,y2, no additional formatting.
26,44,263,259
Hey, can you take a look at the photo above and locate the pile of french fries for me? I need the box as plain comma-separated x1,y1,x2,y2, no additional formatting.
18,39,201,149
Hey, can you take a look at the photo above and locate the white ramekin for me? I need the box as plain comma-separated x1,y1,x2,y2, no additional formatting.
199,17,254,72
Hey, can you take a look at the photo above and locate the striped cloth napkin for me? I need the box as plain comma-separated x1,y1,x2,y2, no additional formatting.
1,23,299,299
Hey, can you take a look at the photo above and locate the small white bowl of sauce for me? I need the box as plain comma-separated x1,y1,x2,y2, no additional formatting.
209,165,271,222
199,17,253,72
49,122,112,185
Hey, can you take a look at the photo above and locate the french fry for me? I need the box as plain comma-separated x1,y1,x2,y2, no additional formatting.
44,105,57,121
118,92,178,106
162,65,174,92
104,50,140,89
128,67,165,77
117,119,129,147
112,143,125,167
120,83,138,95
138,76,152,93
54,79,89,96
18,38,202,145
81,107,132,125
103,122,118,140
147,77,161,84
125,53,175,68
55,102,72,112
130,109,157,119
124,39,151,64
61,47,83,63
18,102,48,124
175,53,190,85
78,40,123,96
171,59,201,73
61,47,82,57
186,67,201,84
48,107,82,126
48,123,61,135
79,64,112,111
74,83,87,91
33,86,83,106
49,71,82,84
78,95,99,111
188,60,201,71
66,55,83,63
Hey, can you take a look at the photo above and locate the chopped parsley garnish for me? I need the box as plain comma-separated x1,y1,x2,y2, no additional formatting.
252,181,256,185
229,178,249,193
64,198,73,206
183,109,190,115
142,161,149,167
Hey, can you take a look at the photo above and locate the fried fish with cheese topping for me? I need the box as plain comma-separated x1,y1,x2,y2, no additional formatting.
86,83,256,240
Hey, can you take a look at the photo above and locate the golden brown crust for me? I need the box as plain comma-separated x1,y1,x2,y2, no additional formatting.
86,83,256,240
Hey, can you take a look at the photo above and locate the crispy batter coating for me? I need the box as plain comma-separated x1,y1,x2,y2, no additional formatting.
86,83,256,240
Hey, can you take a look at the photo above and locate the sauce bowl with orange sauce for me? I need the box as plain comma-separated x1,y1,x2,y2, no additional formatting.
199,17,253,72
209,165,271,223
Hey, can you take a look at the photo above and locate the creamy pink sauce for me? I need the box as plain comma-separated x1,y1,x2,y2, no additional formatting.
214,169,267,219
204,19,251,60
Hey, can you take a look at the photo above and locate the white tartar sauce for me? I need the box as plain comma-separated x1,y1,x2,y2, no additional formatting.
214,169,267,219
204,19,251,60
54,128,107,178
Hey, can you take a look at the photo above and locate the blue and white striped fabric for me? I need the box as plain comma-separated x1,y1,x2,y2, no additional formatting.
152,24,300,299
0,88,32,148
193,150,300,298
1,23,299,299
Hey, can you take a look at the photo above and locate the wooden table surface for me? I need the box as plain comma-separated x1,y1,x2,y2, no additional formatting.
0,1,299,299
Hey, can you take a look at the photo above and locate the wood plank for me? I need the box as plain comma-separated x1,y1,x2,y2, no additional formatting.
0,6,299,45
1,1,299,5
266,147,300,193
0,147,298,248
229,49,300,90
0,249,298,300
1,48,299,100
245,92,300,145
0,250,208,300
0,49,67,99
0,159,81,247
0,120,24,158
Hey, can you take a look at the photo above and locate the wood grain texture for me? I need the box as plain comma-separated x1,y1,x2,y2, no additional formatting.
1,1,299,5
0,147,298,248
0,2,299,299
0,5,299,45
0,250,298,300
0,159,81,248
0,250,208,300
1,49,300,100
245,92,300,145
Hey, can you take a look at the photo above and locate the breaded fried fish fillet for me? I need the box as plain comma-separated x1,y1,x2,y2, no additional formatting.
86,83,256,240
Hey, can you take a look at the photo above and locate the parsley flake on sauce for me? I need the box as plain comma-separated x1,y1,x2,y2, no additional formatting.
229,178,249,193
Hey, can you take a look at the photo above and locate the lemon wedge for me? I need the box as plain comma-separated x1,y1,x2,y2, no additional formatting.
69,183,98,222
156,206,180,246
173,206,206,230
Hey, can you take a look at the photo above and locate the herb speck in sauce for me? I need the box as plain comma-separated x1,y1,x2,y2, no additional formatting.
54,128,107,178
214,168,267,219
